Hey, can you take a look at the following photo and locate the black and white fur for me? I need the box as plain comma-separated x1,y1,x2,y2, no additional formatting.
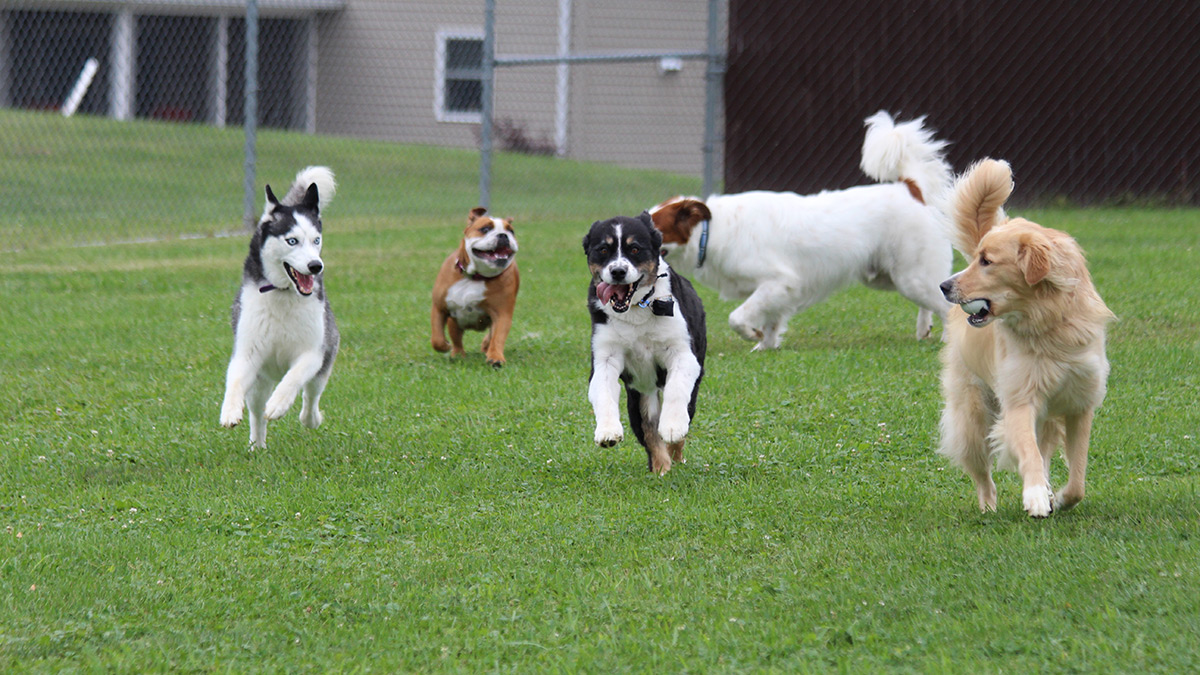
220,166,340,448
584,213,706,474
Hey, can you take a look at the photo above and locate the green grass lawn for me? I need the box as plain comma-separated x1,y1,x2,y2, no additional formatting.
1,112,1198,672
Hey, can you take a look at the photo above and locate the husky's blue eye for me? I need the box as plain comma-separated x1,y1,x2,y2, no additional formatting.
286,238,299,246
314,237,320,245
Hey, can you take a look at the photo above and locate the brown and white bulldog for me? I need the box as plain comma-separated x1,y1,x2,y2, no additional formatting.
431,207,520,367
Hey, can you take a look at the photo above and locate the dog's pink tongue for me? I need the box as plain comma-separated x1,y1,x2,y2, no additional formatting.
295,273,315,294
596,282,616,305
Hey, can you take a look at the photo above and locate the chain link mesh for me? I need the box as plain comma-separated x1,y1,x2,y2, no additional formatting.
1,1,722,250
3,1,1195,250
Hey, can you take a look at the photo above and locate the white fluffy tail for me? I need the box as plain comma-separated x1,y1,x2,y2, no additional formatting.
860,111,951,210
272,165,338,212
281,166,337,211
949,159,1013,257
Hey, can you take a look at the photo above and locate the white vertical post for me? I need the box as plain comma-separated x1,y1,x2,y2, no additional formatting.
61,57,99,116
554,0,572,157
110,9,135,121
214,15,228,128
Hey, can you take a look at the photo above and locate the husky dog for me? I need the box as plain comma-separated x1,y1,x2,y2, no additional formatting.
220,166,340,448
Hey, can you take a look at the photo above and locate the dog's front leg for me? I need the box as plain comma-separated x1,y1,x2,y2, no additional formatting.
264,353,324,421
1003,404,1053,517
220,353,258,427
483,302,515,368
1055,410,1093,511
589,353,625,447
658,351,702,443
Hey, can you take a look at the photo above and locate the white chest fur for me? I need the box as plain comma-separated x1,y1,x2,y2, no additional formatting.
234,285,326,379
445,278,488,325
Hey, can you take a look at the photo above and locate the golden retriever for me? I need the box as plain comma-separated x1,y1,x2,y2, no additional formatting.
937,159,1114,517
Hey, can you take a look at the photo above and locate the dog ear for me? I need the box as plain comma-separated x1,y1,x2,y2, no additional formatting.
302,183,320,213
649,198,711,246
1018,232,1052,286
581,231,591,254
265,184,279,207
469,207,488,224
641,212,664,253
503,218,514,232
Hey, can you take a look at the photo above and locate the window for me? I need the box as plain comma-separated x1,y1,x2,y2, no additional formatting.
435,29,483,123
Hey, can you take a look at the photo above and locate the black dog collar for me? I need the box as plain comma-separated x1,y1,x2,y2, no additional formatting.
636,272,674,315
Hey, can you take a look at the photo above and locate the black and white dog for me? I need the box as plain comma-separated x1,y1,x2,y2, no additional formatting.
583,212,706,474
220,166,340,448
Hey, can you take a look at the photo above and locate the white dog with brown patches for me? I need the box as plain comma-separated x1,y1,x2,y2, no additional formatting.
650,111,955,349
652,109,950,345
938,159,1114,517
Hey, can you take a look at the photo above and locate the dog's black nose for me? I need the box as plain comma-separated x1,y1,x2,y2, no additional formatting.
939,279,953,299
308,261,323,274
609,267,626,281
496,233,509,246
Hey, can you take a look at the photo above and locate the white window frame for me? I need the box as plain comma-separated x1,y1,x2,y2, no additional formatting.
434,27,485,124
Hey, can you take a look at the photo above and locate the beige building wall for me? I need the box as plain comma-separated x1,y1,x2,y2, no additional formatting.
315,0,723,177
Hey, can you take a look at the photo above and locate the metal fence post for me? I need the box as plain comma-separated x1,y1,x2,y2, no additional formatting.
479,0,496,209
702,0,722,198
243,0,259,228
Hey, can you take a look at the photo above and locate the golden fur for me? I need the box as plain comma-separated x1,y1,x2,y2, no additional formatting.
938,159,1114,517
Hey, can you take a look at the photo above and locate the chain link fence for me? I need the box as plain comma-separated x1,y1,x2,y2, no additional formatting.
3,1,1195,251
0,1,724,250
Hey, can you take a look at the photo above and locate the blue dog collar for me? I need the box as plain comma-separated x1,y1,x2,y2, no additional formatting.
696,219,710,268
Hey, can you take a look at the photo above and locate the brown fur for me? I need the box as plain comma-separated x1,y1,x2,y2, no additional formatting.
939,159,1114,517
649,197,712,246
431,208,520,367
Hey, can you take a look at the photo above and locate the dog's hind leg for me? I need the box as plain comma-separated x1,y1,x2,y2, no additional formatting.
246,379,270,449
939,365,997,512
300,371,331,429
915,308,934,340
633,390,672,474
894,274,951,340
1055,412,1092,511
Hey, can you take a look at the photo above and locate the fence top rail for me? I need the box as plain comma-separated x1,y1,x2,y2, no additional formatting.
494,50,710,67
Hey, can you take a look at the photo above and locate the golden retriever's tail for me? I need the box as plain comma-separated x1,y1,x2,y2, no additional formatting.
950,159,1013,257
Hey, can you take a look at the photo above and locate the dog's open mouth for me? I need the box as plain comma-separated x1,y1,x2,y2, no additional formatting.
596,280,639,313
473,245,515,264
960,298,992,327
285,263,316,296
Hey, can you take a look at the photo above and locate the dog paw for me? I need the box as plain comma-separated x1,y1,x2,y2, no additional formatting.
300,406,323,429
594,421,624,447
1023,484,1054,518
1053,489,1083,512
264,395,294,421
487,357,505,369
651,453,673,475
658,412,690,444
220,403,243,428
